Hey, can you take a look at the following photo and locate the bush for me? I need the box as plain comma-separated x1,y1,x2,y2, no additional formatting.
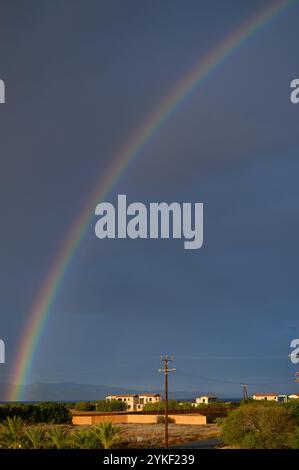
289,426,299,449
220,403,295,449
144,400,184,412
156,415,175,424
95,400,127,412
282,401,299,423
195,401,232,409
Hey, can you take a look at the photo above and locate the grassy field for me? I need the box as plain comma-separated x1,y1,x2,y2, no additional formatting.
111,423,219,448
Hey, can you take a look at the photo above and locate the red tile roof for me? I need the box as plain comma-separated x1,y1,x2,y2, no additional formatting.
138,393,160,397
107,393,160,398
253,393,278,397
108,394,138,398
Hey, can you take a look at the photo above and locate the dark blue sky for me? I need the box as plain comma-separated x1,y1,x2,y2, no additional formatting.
0,0,299,397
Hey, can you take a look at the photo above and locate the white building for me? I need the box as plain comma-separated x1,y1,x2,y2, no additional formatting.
288,393,299,400
106,393,160,411
194,395,217,405
252,393,288,402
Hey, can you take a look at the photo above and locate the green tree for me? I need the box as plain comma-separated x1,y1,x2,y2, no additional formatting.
74,401,96,412
0,416,24,449
39,402,72,424
0,402,72,424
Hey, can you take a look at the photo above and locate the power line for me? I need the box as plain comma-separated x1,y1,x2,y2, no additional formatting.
174,355,290,360
175,368,294,386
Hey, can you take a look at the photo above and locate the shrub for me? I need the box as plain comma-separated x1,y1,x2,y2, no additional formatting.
289,426,299,449
156,415,175,424
220,403,295,449
283,401,299,423
144,400,181,412
95,400,127,412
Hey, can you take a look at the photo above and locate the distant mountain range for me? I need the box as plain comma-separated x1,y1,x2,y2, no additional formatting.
0,382,203,402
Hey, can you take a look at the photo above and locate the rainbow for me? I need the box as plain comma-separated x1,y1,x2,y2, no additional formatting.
8,0,297,401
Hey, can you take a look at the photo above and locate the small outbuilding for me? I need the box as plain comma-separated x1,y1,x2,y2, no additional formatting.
288,393,299,400
195,395,217,405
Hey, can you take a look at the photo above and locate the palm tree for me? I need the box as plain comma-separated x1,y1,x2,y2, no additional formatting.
91,422,122,449
47,426,69,449
24,425,47,449
0,416,24,449
69,427,100,449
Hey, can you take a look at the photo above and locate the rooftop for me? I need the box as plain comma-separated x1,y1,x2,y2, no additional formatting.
253,393,278,397
107,393,160,398
107,394,138,398
197,395,217,398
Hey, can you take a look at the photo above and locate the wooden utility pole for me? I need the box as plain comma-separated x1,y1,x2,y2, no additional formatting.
159,355,176,448
242,384,248,401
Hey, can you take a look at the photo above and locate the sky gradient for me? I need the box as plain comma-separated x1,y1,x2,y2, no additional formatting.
0,0,299,398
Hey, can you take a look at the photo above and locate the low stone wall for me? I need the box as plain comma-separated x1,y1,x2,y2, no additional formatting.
170,414,206,425
126,414,157,424
73,415,93,425
72,412,206,426
73,413,128,425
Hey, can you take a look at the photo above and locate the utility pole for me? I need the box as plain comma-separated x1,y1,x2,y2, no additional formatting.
242,384,248,402
159,355,176,448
